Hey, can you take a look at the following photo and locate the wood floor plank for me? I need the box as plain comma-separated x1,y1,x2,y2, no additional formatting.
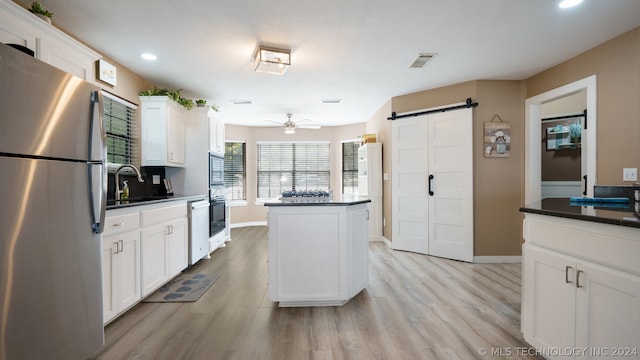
90,226,540,360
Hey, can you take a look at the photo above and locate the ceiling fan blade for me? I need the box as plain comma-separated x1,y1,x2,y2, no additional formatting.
297,125,321,129
265,120,284,125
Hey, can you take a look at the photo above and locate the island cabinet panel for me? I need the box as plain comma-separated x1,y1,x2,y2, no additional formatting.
266,201,370,307
521,213,640,360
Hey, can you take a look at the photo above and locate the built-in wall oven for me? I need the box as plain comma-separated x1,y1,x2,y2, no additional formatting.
209,153,226,237
209,186,226,237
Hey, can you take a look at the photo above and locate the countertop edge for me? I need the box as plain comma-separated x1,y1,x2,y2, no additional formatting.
106,194,208,210
519,206,640,229
264,199,372,207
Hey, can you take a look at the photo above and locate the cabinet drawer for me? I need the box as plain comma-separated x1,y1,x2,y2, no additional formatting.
141,203,186,227
104,212,140,235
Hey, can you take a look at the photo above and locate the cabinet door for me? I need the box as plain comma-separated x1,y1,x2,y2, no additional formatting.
141,224,169,296
575,261,640,356
117,231,141,313
349,205,369,296
167,105,185,166
166,218,188,278
39,39,93,81
523,245,576,355
0,12,37,54
101,237,118,324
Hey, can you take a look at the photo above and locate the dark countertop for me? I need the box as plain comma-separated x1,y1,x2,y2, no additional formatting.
264,196,371,207
519,198,640,229
106,194,208,210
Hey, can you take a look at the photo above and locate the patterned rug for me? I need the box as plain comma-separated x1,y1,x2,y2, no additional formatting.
142,273,221,303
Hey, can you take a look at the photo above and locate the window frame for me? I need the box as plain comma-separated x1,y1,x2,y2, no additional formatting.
102,91,137,172
256,141,331,202
224,140,247,203
341,139,360,195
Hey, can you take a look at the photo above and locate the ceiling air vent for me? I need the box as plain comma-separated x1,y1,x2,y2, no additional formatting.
321,99,342,104
409,53,435,68
231,100,252,105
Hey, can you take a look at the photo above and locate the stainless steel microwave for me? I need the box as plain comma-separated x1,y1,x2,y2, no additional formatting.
209,153,224,186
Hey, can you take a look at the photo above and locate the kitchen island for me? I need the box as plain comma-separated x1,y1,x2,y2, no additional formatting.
264,197,371,307
519,198,640,358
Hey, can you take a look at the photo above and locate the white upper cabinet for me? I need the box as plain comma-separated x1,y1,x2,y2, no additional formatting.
0,1,101,82
140,96,186,168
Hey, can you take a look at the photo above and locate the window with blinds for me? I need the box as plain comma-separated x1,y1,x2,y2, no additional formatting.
224,141,246,201
102,92,137,168
342,141,360,194
257,141,331,199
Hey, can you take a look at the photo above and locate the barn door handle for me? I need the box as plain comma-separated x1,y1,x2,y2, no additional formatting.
428,175,434,196
583,175,588,196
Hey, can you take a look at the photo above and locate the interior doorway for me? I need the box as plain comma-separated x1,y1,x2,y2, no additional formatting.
524,75,597,204
540,90,586,198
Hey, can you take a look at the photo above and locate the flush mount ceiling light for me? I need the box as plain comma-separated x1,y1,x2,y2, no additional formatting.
254,46,290,75
558,0,583,8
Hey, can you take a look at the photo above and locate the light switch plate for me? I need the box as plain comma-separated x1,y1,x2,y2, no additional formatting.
623,168,637,182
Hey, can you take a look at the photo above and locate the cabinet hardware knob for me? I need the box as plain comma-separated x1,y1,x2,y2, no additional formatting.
576,270,584,288
565,266,573,284
113,242,119,254
428,174,434,196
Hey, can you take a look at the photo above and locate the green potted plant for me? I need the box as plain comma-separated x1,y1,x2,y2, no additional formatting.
29,2,53,23
139,87,194,110
569,122,582,144
195,99,207,107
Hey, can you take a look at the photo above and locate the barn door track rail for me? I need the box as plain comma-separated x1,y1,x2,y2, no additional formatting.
387,97,478,121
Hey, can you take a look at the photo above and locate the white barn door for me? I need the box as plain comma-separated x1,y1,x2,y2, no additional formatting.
392,107,474,262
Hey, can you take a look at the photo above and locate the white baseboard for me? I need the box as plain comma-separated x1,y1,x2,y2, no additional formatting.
381,236,392,248
473,256,522,264
230,221,267,228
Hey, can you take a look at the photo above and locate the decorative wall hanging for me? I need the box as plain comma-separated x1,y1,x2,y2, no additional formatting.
97,59,117,86
484,114,511,158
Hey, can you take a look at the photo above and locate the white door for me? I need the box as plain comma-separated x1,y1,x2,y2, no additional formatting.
391,107,473,262
427,109,474,262
392,115,429,253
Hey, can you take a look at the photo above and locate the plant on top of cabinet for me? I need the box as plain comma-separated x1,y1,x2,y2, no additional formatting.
195,99,207,107
29,2,53,22
139,87,194,110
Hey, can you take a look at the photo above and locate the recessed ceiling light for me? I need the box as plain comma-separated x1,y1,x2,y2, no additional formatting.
558,0,583,9
140,53,157,61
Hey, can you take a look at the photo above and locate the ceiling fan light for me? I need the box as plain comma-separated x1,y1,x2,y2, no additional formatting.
254,46,291,75
284,126,296,134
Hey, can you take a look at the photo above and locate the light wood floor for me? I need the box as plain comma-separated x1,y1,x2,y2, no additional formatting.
90,226,539,360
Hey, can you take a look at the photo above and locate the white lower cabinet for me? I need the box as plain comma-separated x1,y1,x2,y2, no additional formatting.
140,203,188,297
267,203,369,307
522,214,640,359
102,212,141,325
104,200,188,322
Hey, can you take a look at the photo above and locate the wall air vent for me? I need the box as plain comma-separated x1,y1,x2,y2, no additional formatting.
321,99,342,104
409,53,436,68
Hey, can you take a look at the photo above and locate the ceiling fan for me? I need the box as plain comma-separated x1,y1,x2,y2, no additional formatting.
267,113,321,134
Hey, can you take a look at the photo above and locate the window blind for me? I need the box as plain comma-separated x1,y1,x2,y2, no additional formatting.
224,141,246,200
342,141,359,194
257,141,330,199
102,91,137,168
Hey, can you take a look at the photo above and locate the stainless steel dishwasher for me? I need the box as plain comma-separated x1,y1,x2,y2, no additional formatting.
188,199,211,265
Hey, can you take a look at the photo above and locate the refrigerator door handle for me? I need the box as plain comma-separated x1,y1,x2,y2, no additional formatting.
88,91,107,234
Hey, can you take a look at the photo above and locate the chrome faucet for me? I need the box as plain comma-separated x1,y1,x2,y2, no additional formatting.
115,164,144,201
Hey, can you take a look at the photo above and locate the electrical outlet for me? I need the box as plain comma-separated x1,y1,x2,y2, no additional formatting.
623,168,638,182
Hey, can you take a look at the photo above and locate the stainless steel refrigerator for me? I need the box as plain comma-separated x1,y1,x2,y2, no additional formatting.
0,44,106,359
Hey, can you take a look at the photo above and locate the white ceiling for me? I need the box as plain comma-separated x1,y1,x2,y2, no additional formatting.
18,0,640,127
